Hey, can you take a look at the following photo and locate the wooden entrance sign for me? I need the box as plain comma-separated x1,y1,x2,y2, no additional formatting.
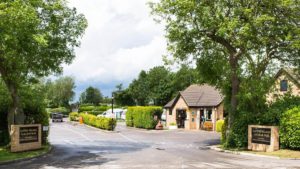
248,125,279,152
10,124,42,152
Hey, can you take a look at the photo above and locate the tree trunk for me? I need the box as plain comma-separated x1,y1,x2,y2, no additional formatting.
4,80,25,131
227,55,240,131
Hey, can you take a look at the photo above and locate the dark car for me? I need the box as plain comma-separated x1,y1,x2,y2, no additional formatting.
51,113,63,122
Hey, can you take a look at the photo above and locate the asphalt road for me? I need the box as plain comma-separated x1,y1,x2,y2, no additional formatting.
1,120,300,169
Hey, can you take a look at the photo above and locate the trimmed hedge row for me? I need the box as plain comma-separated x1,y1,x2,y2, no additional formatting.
48,107,70,116
79,113,117,131
126,106,162,129
69,112,79,121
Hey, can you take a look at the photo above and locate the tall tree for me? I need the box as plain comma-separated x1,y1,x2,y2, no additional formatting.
147,66,174,106
150,0,300,131
80,87,103,105
0,0,87,126
45,76,76,108
129,71,150,106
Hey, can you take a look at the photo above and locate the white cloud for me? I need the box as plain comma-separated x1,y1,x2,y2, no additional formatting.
64,0,166,90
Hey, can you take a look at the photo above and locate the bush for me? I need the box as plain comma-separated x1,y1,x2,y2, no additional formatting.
78,106,95,112
69,112,79,121
78,105,109,116
225,111,257,148
126,106,162,129
216,120,224,132
280,106,300,150
48,107,70,116
125,107,134,127
260,95,300,126
79,113,117,131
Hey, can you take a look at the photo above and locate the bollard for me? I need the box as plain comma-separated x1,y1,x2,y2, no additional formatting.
79,116,83,124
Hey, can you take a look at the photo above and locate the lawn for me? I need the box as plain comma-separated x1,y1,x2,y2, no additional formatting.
0,145,51,163
243,149,300,159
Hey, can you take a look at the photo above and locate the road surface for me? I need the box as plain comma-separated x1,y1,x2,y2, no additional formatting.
1,120,299,169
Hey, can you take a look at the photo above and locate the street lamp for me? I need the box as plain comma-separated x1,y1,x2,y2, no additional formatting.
111,93,114,116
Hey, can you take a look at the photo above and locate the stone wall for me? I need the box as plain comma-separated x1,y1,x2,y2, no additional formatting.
10,124,42,152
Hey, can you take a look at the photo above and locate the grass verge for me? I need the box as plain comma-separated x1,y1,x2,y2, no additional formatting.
0,145,51,163
217,145,300,159
242,149,300,159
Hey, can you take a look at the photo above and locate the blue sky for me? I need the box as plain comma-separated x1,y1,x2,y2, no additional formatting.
62,0,167,100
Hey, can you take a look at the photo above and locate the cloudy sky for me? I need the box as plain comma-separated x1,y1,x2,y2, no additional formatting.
64,0,167,99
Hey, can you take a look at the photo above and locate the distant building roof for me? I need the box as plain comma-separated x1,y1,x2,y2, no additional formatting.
164,84,223,108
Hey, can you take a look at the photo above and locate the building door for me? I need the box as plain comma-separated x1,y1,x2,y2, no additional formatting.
176,109,186,128
200,109,204,129
190,111,197,129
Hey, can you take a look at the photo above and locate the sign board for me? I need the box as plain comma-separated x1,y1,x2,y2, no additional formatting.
43,126,49,131
19,126,39,144
10,124,42,152
251,128,271,145
248,125,279,152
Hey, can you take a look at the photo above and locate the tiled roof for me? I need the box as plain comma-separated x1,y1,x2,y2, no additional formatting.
164,84,223,108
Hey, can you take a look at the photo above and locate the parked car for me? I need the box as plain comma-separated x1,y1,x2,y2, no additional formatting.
51,113,63,122
97,108,126,119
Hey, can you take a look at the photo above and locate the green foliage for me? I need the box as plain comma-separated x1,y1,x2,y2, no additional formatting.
0,80,49,145
48,107,70,116
78,105,109,116
69,112,79,121
216,120,224,133
125,107,134,127
224,112,257,148
79,113,117,131
0,0,87,125
221,118,228,144
261,96,300,126
126,106,163,129
80,87,103,105
114,88,135,106
280,106,300,150
45,76,76,108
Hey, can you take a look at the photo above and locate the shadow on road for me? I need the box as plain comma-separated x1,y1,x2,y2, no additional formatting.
0,141,150,169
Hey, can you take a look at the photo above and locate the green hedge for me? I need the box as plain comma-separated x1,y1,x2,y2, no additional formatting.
48,107,70,116
78,105,109,116
126,106,162,129
69,112,79,121
126,107,134,127
280,106,300,150
79,113,116,131
216,119,224,133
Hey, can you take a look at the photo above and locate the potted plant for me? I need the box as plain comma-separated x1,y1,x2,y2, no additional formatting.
169,122,178,130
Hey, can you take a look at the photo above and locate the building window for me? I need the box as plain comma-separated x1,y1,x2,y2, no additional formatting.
280,80,288,91
207,109,212,120
169,109,172,115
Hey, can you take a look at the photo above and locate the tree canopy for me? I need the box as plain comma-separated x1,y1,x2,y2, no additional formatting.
80,87,103,106
45,76,76,108
0,0,87,125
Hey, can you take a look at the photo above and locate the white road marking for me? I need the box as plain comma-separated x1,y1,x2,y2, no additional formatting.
52,125,92,141
64,140,74,145
118,133,138,143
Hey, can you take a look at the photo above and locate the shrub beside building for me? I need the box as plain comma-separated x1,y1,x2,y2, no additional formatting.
126,106,163,129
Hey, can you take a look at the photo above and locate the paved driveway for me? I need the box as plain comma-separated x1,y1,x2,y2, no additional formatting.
1,121,299,169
